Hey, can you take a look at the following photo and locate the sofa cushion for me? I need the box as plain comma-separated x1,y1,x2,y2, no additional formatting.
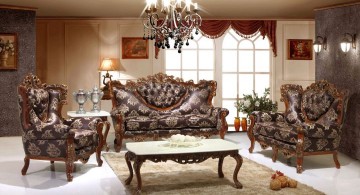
174,83,213,115
125,116,158,131
282,86,304,125
253,122,299,144
112,88,153,117
186,114,217,128
301,89,334,121
157,115,187,129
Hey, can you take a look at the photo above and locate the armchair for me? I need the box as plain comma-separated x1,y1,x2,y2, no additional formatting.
18,74,105,181
247,80,349,173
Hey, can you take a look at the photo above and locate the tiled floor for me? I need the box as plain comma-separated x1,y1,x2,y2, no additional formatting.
1,131,359,195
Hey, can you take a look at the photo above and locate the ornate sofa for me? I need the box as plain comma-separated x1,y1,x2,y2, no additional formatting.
109,73,229,152
247,80,349,173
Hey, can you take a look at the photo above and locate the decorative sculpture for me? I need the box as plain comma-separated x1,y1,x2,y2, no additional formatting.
73,89,88,114
88,86,103,112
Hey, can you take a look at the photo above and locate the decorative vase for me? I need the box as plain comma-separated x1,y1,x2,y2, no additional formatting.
73,89,88,114
87,86,104,112
0,52,8,67
234,117,240,132
241,117,247,131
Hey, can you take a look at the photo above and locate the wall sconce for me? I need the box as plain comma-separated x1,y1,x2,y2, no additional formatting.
313,36,327,53
340,33,356,53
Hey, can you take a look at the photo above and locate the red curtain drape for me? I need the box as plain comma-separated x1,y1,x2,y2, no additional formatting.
155,20,277,58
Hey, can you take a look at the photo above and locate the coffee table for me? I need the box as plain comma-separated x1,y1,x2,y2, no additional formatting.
124,139,243,192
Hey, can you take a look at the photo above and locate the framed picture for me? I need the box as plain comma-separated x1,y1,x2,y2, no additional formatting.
0,33,17,70
122,37,149,59
287,39,313,60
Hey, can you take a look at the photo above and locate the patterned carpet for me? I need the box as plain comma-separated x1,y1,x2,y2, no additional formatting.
103,152,324,195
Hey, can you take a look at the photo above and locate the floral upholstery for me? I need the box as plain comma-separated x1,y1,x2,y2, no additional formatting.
109,73,229,152
137,82,187,108
248,80,349,173
18,74,104,182
281,84,304,125
301,89,335,121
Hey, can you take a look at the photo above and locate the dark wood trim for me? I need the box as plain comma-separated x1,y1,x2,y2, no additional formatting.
0,4,37,11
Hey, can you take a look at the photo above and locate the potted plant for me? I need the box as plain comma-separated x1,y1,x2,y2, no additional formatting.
234,88,278,131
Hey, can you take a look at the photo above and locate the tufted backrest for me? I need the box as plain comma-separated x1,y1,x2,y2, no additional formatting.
109,73,217,117
136,81,188,108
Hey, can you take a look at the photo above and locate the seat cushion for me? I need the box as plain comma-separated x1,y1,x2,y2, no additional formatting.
253,122,299,144
125,116,158,131
70,129,99,149
185,114,216,128
157,115,187,129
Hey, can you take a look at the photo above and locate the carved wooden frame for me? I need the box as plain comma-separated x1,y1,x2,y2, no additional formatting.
109,73,227,152
124,149,243,192
247,80,349,173
18,74,104,181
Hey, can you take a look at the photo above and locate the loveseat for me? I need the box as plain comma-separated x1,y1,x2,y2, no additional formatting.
109,73,229,152
247,80,349,173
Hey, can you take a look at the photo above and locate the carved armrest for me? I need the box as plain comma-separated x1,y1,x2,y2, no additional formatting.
211,107,229,134
250,111,285,123
64,117,103,131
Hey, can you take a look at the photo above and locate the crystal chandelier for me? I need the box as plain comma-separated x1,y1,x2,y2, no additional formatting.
143,0,202,53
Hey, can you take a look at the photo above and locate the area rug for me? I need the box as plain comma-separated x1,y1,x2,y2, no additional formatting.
103,152,324,195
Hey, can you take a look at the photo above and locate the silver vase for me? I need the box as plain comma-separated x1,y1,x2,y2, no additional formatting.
87,86,103,112
73,89,88,114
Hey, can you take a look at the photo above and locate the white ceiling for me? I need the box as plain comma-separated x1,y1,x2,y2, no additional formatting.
1,0,359,19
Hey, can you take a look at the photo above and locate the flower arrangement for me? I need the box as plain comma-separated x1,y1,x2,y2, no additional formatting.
0,38,15,55
234,88,278,117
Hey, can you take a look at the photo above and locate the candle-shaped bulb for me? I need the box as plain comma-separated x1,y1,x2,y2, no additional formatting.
186,0,191,11
176,0,182,8
194,2,198,10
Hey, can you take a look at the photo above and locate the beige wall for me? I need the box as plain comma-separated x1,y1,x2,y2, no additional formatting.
36,19,161,117
274,20,315,111
36,19,315,120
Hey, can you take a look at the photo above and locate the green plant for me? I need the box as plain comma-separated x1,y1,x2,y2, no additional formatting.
234,88,278,117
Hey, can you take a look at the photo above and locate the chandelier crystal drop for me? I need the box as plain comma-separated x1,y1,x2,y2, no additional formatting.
143,0,202,53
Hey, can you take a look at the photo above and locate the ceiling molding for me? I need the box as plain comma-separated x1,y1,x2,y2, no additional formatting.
0,4,37,11
314,1,360,11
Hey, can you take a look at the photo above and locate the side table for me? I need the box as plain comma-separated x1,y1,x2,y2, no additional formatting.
67,110,111,151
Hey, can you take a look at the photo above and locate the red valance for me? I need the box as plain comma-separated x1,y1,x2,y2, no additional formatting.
155,20,277,58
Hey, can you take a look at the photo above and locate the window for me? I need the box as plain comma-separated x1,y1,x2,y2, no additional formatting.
164,33,214,82
222,29,272,125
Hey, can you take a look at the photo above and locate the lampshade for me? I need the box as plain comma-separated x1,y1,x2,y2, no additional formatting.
340,38,351,52
313,41,322,53
313,36,326,54
98,58,125,72
99,58,116,71
340,33,356,53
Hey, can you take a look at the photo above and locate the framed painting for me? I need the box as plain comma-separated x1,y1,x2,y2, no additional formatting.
287,39,313,60
0,33,17,70
122,37,149,59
